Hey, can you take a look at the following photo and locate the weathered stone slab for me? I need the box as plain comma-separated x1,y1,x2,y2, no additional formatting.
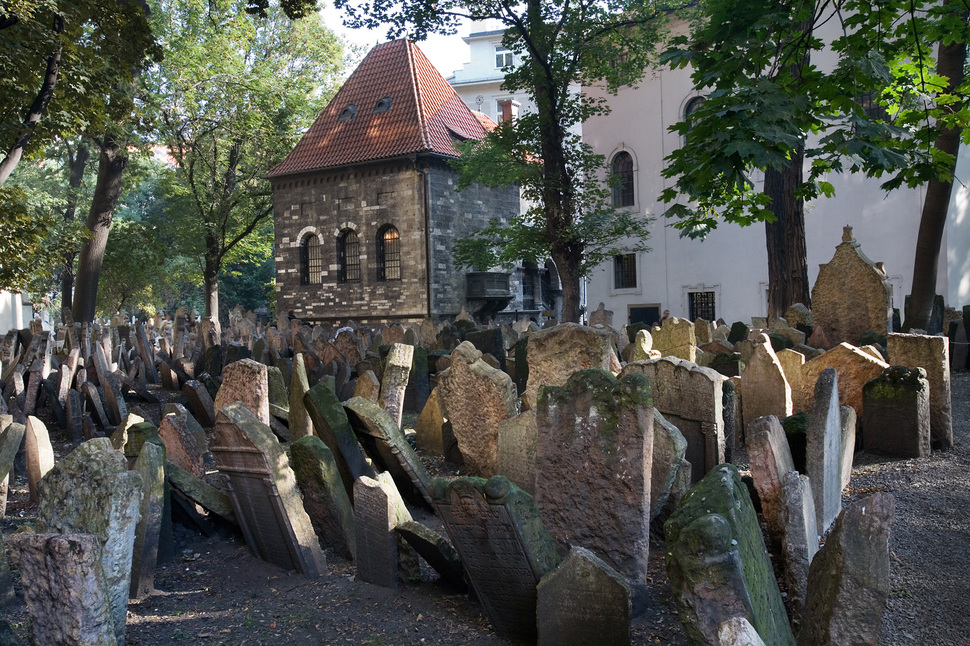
433,475,560,642
496,410,538,496
652,409,688,519
745,414,795,545
437,341,518,477
0,422,25,490
862,366,931,458
780,471,817,628
343,397,433,506
414,388,445,455
182,380,216,428
354,473,411,589
290,435,356,561
797,493,894,646
304,381,374,501
353,369,381,403
101,372,129,427
840,405,856,490
25,416,54,504
536,370,653,589
537,546,630,646
741,335,792,432
165,461,236,524
719,617,768,646
379,343,413,428
396,520,465,589
653,317,697,362
214,358,270,424
887,332,952,450
158,412,207,479
796,343,888,420
288,353,314,440
209,403,326,576
806,368,842,533
36,438,143,644
130,442,165,600
524,323,621,410
665,464,795,646
8,533,117,646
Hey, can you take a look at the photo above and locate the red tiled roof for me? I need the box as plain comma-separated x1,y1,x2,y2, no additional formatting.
268,40,489,178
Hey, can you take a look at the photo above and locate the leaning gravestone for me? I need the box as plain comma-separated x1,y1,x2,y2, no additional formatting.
536,546,631,646
182,380,217,427
806,368,842,533
745,415,796,545
36,438,142,645
303,381,375,501
214,358,270,424
496,410,538,496
536,370,653,592
780,470,818,628
209,403,326,576
862,366,931,458
651,409,688,519
288,353,314,440
289,435,356,561
130,441,165,600
665,464,795,646
433,475,560,642
379,343,413,428
887,332,952,450
396,520,465,589
354,473,412,590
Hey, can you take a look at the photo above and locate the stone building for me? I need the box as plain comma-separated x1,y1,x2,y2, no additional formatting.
269,40,520,325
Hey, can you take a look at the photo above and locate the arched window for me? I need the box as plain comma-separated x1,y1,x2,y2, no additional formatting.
684,96,705,134
337,229,360,283
377,225,401,281
299,234,322,285
611,151,634,207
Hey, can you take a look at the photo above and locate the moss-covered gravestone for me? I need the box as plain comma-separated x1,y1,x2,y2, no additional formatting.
289,435,356,561
303,381,374,501
862,366,930,458
665,463,795,646
433,475,560,642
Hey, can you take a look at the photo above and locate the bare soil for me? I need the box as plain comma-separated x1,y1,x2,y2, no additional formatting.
1,372,967,645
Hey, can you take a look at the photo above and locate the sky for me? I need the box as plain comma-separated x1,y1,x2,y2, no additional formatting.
319,3,471,79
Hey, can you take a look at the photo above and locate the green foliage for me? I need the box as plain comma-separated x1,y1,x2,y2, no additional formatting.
660,0,970,238
95,217,168,316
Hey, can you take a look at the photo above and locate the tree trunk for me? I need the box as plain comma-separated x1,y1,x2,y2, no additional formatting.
551,246,583,323
203,239,221,321
904,12,966,331
60,141,90,316
72,134,127,323
0,46,61,186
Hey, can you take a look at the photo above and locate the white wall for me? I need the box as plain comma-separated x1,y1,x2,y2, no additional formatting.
0,291,26,335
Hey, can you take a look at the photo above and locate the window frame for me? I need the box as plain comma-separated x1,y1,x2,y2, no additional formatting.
337,229,361,284
613,253,637,290
299,233,323,286
495,47,514,69
377,224,401,282
610,151,635,208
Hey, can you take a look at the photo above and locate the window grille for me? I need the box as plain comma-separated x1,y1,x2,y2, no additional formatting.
614,254,637,289
300,235,322,285
689,291,716,321
611,152,634,207
377,225,401,281
337,230,360,283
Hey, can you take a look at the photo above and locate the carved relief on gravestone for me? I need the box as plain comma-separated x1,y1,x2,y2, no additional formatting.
808,227,893,349
524,323,621,410
209,403,326,576
354,473,411,590
433,476,560,642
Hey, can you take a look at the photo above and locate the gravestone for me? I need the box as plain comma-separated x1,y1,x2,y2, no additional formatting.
158,412,207,479
415,388,446,455
290,435,356,561
36,438,143,644
621,357,726,483
354,473,412,590
840,405,856,490
130,441,165,599
163,402,207,454
303,381,375,500
808,227,892,349
744,415,795,544
209,403,326,576
379,343,413,428
524,323,621,410
353,369,381,403
182,380,217,427
798,493,894,646
720,617,768,646
806,368,842,532
632,328,660,362
651,409,688,519
740,335,793,430
0,422,25,515
887,332,952,450
862,366,930,458
214,358,269,424
288,353,314,440
165,462,236,524
496,410,538,496
8,533,117,646
537,546,630,646
343,397,433,506
24,416,54,504
433,475,560,642
795,343,888,419
665,464,795,646
653,316,697,362
536,370,653,590
437,341,518,477
334,329,364,366
780,471,818,628
588,302,614,329
396,520,465,588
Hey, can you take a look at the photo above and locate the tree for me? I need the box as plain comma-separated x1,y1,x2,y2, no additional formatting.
337,0,682,322
143,0,345,323
660,0,970,323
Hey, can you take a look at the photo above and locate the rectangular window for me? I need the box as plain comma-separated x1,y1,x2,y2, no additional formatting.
613,254,637,289
495,48,513,68
629,305,660,326
688,291,716,321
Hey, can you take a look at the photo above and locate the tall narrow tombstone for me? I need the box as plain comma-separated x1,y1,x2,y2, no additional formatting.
433,476,560,642
25,416,54,504
288,353,313,440
66,388,84,442
303,381,374,501
887,332,952,449
36,438,143,645
839,405,856,490
651,409,688,519
414,388,446,455
496,409,538,496
182,379,217,428
135,322,159,384
665,464,795,646
745,415,796,544
780,471,818,628
536,546,631,646
8,533,117,646
214,358,270,424
806,368,842,532
535,370,653,590
379,343,413,428
209,403,326,576
740,335,793,431
863,366,931,458
797,493,894,646
130,442,165,599
290,435,356,561
0,422,25,515
354,473,412,589
101,372,129,427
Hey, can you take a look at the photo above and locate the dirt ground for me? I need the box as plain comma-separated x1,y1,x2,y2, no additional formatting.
1,372,967,645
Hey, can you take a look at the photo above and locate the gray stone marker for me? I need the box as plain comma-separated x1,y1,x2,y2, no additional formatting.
25,415,54,504
36,438,143,645
304,381,374,501
537,546,631,646
209,403,326,576
8,533,117,646
536,370,653,590
496,409,538,496
288,353,313,440
652,408,688,519
797,493,894,646
524,323,621,410
740,335,793,429
665,464,795,646
379,342,413,428
290,435,356,561
0,422,25,507
163,402,208,454
806,368,842,533
354,473,412,590
719,617,768,646
343,397,433,506
780,471,817,628
166,461,236,524
863,366,931,458
433,475,560,642
745,415,796,545
158,412,207,479
182,379,217,427
130,442,165,599
396,520,465,589
886,332,952,449
214,358,270,424
839,405,856,490
101,372,129,427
